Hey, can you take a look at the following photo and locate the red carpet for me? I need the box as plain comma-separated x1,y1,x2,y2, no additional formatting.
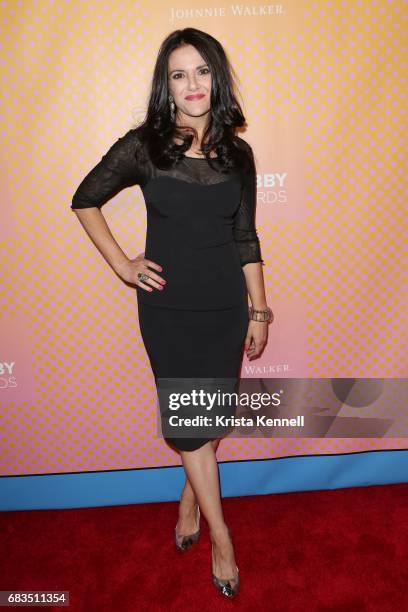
1,483,407,611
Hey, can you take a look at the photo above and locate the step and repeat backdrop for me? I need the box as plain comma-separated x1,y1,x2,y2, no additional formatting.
1,1,406,479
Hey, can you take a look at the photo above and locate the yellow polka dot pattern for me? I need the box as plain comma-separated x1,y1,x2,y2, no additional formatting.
0,1,406,475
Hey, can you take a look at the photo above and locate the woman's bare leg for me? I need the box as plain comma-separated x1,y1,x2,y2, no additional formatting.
177,438,220,533
179,439,238,581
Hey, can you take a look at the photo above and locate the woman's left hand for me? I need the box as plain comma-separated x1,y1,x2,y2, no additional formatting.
244,320,268,360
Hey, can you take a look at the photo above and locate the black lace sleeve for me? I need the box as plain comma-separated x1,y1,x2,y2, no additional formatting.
71,129,142,210
233,141,264,266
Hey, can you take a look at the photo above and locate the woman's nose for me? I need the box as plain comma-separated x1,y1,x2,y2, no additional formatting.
187,77,198,89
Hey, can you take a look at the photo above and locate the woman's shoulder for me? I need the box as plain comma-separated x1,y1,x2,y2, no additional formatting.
234,135,254,154
115,124,146,150
232,135,256,175
234,135,255,164
108,124,149,166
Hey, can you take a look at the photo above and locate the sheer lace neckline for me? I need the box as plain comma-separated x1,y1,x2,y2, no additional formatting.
184,155,219,160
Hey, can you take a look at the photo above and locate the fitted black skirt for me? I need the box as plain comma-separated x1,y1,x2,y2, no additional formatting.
137,300,249,452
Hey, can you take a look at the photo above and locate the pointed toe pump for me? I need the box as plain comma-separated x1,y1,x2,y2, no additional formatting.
174,505,201,551
212,566,240,598
211,528,240,598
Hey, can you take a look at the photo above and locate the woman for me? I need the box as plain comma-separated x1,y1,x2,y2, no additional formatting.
71,28,272,599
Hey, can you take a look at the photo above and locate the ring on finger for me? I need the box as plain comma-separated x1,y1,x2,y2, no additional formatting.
137,272,150,283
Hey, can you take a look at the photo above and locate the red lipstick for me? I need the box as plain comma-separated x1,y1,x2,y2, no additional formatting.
185,94,205,101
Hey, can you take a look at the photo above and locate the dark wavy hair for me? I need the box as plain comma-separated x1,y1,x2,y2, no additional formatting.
132,27,251,173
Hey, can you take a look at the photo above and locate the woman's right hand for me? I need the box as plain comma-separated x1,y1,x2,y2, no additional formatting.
116,252,166,292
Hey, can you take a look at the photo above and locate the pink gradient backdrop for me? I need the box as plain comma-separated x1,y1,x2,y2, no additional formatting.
1,0,406,475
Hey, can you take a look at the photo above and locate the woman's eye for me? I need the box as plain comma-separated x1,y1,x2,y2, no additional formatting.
172,68,210,79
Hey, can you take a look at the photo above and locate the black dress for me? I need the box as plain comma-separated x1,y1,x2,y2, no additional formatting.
71,127,264,451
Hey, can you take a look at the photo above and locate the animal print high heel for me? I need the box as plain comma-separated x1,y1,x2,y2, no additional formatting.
174,505,200,551
211,528,240,598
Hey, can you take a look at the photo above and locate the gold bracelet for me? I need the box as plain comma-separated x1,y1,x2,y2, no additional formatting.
249,306,273,323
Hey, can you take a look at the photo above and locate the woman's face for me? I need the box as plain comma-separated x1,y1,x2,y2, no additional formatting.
167,44,212,122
